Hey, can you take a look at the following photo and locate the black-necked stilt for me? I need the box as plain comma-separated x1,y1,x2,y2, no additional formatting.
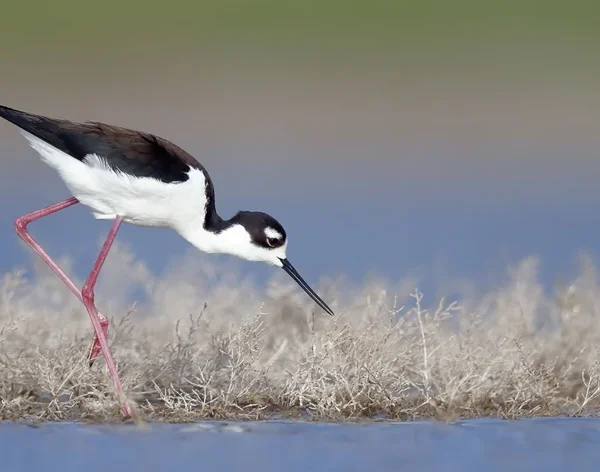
0,104,335,417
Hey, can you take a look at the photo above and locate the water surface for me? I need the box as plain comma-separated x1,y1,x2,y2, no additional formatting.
2,418,599,471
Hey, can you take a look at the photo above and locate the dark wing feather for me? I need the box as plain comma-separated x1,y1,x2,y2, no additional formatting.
0,104,204,184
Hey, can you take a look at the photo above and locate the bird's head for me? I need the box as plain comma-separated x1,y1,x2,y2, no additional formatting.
225,211,289,265
214,211,334,316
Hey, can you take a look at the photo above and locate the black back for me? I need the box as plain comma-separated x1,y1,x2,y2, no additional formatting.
0,104,207,183
0,104,224,229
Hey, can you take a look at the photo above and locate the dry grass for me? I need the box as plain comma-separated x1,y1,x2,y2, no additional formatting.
2,242,600,423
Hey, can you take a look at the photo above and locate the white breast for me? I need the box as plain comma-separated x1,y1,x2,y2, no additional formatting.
20,131,209,230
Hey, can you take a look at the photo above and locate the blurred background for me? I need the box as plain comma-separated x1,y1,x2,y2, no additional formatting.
0,0,598,302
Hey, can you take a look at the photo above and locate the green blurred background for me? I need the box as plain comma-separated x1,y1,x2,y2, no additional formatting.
0,0,598,293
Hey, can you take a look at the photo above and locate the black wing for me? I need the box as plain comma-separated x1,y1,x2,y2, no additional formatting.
0,104,204,184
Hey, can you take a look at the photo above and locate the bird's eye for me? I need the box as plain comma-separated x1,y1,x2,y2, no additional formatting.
266,237,279,248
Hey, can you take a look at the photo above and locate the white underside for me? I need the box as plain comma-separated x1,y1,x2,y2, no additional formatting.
21,131,209,230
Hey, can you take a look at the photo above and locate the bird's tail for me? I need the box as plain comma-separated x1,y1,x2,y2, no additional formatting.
0,104,46,132
0,104,73,157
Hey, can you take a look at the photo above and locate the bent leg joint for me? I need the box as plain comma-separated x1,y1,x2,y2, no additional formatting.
14,216,29,235
82,285,95,305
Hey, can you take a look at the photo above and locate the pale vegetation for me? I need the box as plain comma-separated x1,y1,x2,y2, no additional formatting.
1,241,600,423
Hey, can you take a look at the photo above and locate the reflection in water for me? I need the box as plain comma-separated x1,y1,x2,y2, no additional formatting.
2,418,600,472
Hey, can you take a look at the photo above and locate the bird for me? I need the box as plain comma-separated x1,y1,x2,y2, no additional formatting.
0,104,335,417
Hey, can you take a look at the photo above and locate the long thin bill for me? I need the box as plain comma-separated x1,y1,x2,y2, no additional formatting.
280,258,335,316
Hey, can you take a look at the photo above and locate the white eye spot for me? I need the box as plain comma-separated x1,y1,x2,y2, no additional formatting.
265,227,282,239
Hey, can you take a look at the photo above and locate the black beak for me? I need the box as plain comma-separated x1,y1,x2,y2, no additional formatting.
280,258,335,316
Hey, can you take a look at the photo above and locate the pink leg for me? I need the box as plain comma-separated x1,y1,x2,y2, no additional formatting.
81,216,131,417
14,198,109,364
14,198,131,417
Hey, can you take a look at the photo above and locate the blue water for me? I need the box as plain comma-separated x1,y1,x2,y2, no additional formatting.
2,418,600,471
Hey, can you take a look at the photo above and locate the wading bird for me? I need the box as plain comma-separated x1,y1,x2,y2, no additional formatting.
0,104,335,417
